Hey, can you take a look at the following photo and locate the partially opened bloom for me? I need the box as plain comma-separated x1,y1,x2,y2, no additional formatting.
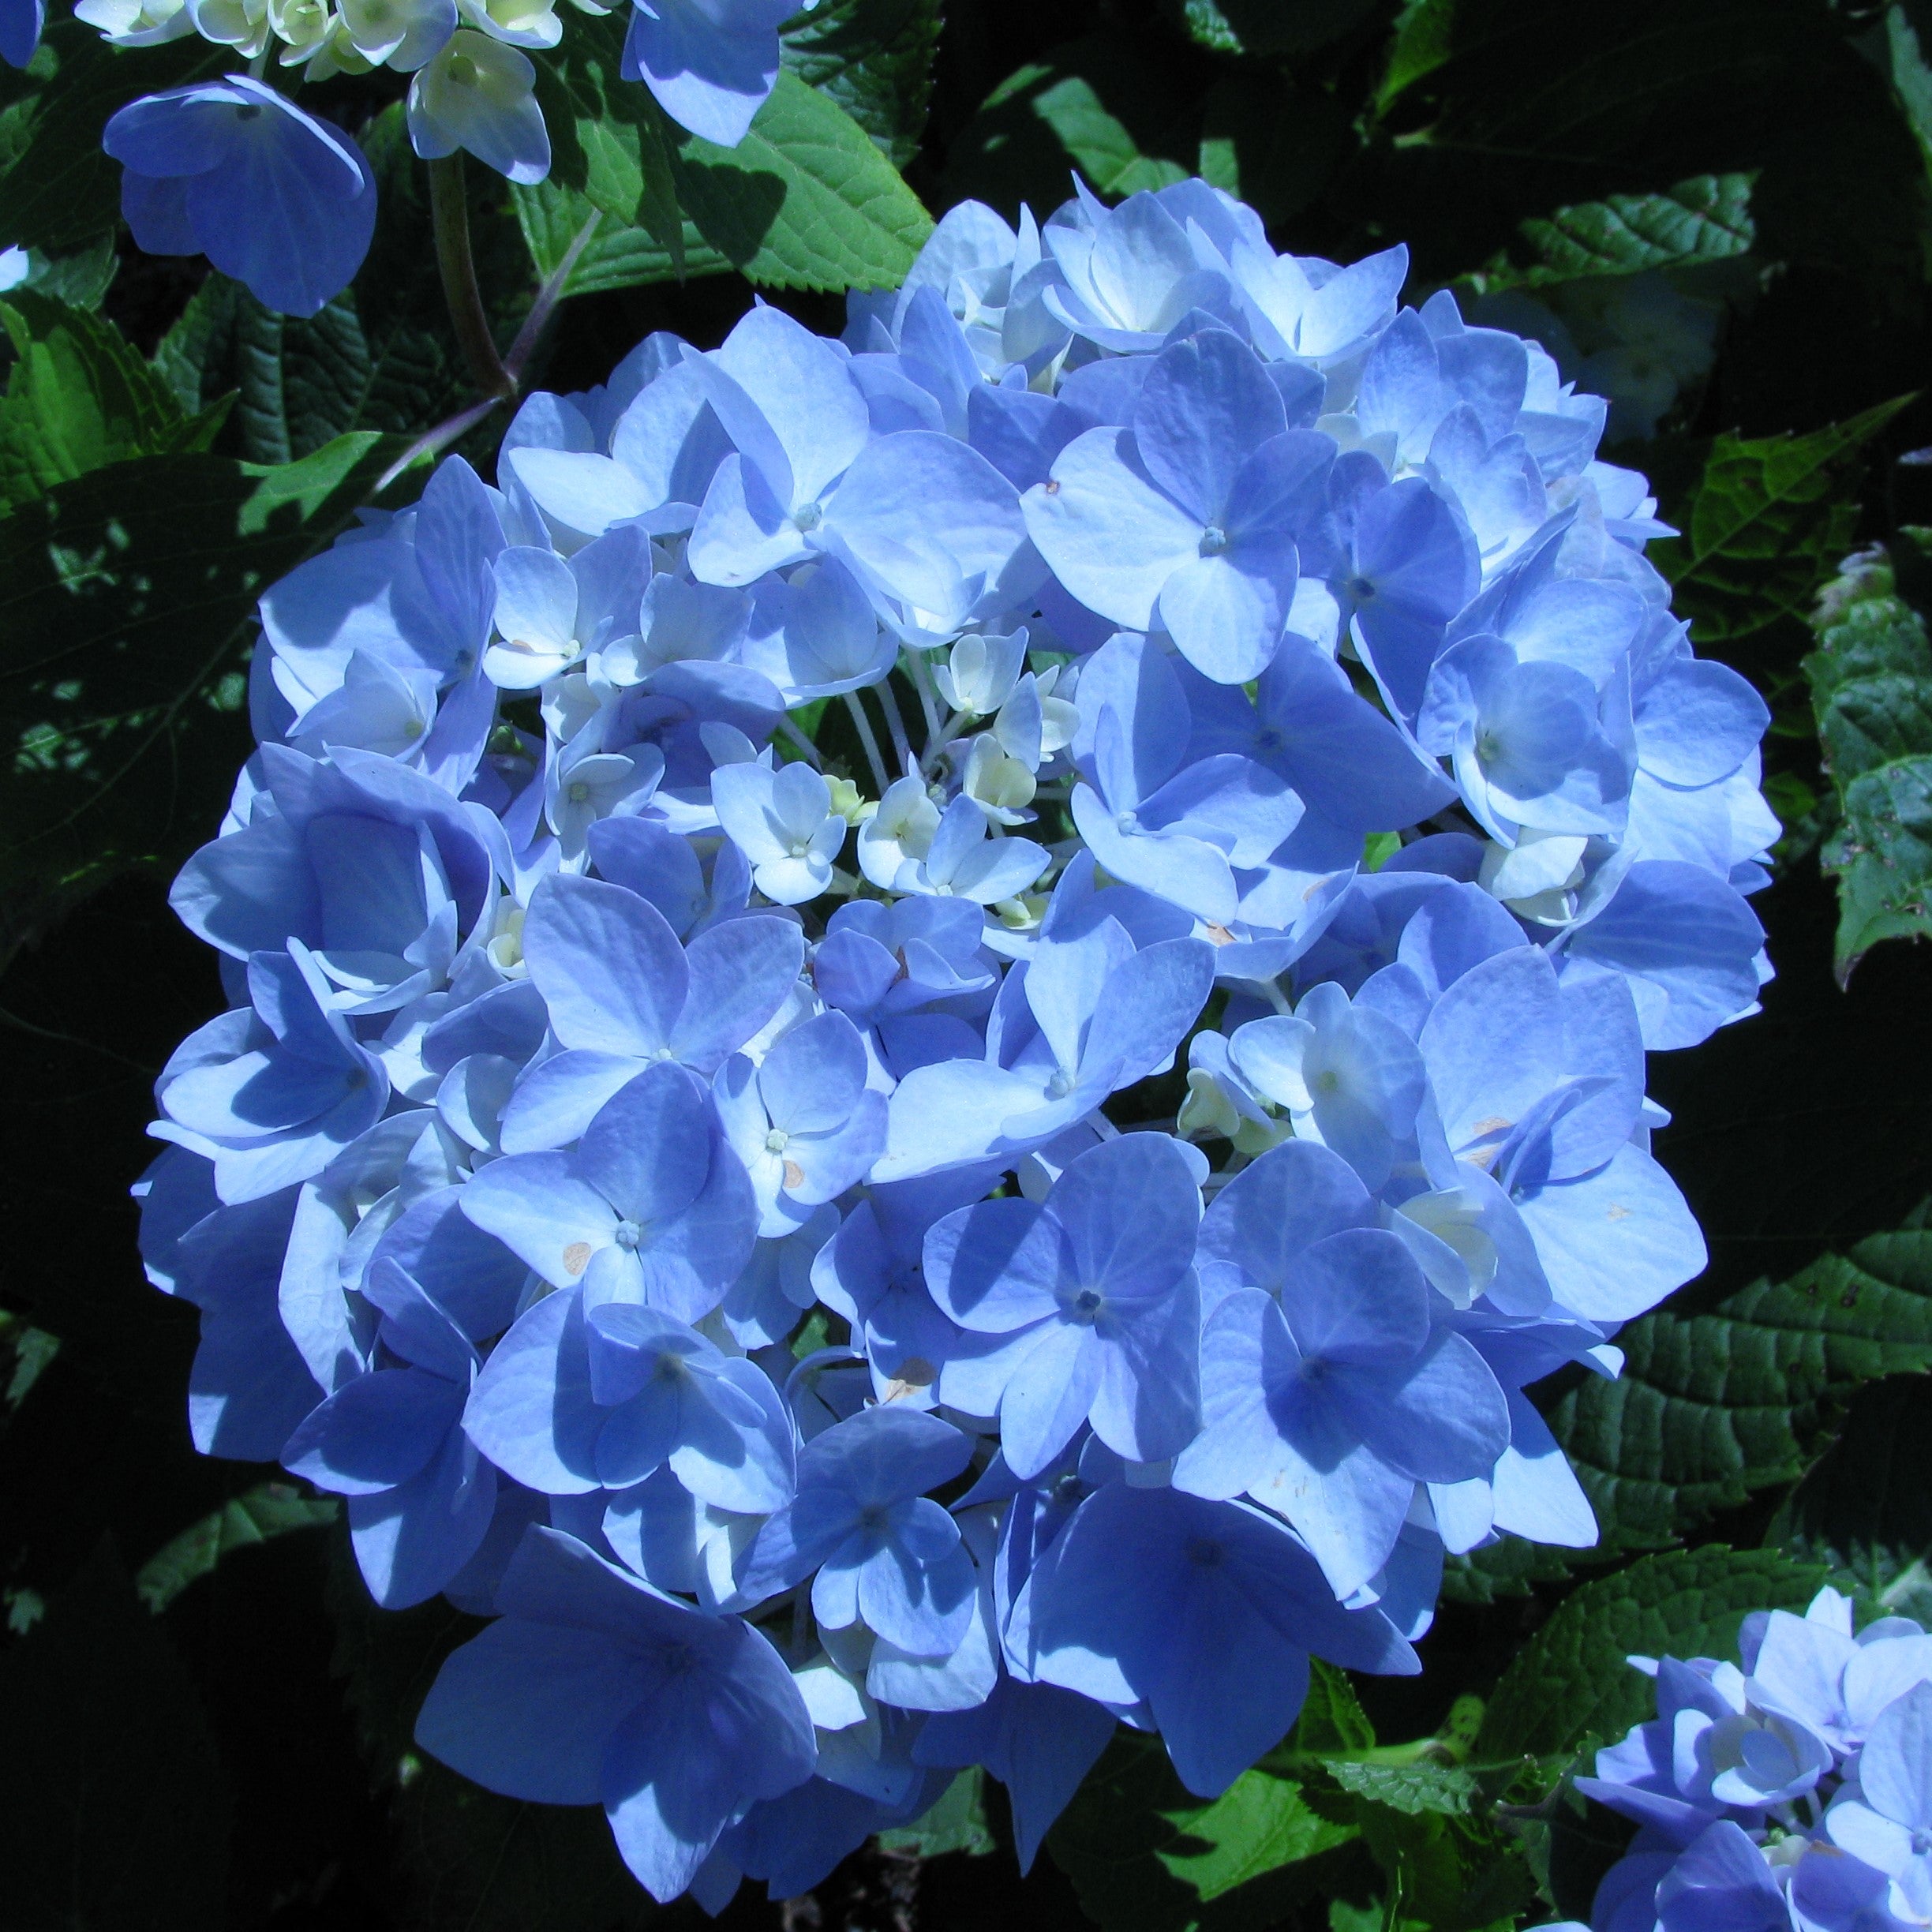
104,77,376,316
407,28,550,184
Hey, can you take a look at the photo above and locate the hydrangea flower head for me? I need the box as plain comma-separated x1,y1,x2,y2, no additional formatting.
133,171,1779,1910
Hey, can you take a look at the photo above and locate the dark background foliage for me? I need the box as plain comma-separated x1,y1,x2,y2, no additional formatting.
5,2,1932,1928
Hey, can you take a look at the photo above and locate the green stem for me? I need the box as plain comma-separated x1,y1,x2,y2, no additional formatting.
428,153,514,402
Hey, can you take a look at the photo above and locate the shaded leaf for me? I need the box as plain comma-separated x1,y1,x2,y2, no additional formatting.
0,22,224,253
1651,398,1913,645
1805,537,1932,975
781,0,942,168
1325,1761,1481,1818
1441,1536,1584,1606
1291,1660,1376,1755
1198,74,1346,227
676,70,932,291
534,7,687,263
1770,1372,1932,1625
1477,1546,1828,1761
1046,1729,1360,1932
943,34,1203,216
1456,1229,1932,1593
152,274,243,415
137,1484,341,1615
1367,0,1921,293
0,431,408,959
0,1541,232,1931
0,291,222,511
1469,174,1755,293
878,1767,996,1857
1179,0,1380,57
13,230,119,309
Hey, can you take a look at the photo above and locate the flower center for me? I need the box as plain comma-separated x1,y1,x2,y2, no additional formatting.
612,1219,643,1250
1199,524,1230,557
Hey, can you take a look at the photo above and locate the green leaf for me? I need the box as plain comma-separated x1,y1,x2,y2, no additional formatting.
152,273,244,417
0,1541,232,1929
1293,1660,1377,1755
1468,174,1755,293
1351,1799,1537,1932
537,29,927,292
1046,1731,1360,1932
136,1484,341,1615
13,230,119,309
878,1766,997,1858
943,34,1202,215
0,431,408,958
1325,1762,1481,1818
1770,1373,1932,1625
781,0,942,168
534,6,687,259
1544,1230,1932,1558
513,179,728,297
1882,2,1932,178
1367,0,1921,296
676,70,932,290
0,22,224,252
1477,1546,1829,1762
0,292,219,511
1179,0,1380,56
1650,398,1913,646
1804,537,1932,976
1442,1535,1588,1606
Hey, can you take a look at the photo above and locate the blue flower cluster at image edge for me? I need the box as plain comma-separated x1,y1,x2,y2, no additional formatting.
1535,1587,1932,1932
134,176,1780,1910
2,0,794,315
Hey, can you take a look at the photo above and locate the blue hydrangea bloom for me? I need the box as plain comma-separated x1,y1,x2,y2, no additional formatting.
620,0,794,148
415,1525,817,1900
0,0,43,67
1567,1587,1932,1932
103,78,377,317
137,170,1783,1910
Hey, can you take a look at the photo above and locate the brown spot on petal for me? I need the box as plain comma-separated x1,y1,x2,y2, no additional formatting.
883,1357,938,1402
1471,1116,1513,1138
783,1159,806,1190
563,1241,592,1276
1204,923,1236,945
1605,1204,1631,1222
1044,479,1061,495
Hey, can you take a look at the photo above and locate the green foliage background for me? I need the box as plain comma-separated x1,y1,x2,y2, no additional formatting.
3,2,1932,1929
